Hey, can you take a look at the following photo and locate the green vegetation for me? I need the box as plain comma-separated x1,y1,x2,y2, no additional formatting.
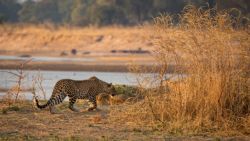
0,0,249,26
114,84,138,97
1,105,20,114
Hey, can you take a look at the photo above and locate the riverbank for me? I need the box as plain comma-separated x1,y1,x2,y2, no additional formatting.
0,26,155,56
0,54,160,72
0,26,159,72
0,59,135,72
1,101,249,141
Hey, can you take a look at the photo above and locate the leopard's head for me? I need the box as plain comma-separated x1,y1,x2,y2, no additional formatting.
104,82,116,96
90,76,116,96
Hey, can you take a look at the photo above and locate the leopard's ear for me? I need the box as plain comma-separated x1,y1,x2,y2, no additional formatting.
89,76,98,80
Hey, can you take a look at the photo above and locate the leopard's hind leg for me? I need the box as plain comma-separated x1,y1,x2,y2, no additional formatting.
48,92,67,114
49,106,57,114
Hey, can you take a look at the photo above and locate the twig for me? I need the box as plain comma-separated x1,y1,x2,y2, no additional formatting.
0,71,21,78
32,71,47,100
146,95,165,125
3,59,33,102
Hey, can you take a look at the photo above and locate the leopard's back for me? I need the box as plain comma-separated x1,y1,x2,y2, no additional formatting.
51,79,76,97
51,78,105,99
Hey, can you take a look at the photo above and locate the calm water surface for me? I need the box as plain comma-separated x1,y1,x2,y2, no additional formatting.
0,55,95,62
0,69,141,100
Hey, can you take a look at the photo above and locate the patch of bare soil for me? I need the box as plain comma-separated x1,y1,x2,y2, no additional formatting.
0,101,249,141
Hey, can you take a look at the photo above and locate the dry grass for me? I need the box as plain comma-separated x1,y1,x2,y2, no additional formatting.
0,101,181,140
0,24,154,54
110,6,250,136
1,59,32,106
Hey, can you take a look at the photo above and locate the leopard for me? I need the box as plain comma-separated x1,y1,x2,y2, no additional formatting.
35,76,116,114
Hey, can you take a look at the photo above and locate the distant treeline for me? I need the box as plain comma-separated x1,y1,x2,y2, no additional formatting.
0,0,249,26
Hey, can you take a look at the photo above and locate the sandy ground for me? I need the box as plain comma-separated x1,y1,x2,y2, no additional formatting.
1,101,249,141
0,26,155,56
0,26,159,72
0,55,157,72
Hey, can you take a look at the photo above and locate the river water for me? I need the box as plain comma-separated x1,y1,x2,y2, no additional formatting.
0,55,165,100
0,69,142,100
0,55,95,62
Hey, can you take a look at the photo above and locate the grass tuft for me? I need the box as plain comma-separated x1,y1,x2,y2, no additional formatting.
110,6,250,136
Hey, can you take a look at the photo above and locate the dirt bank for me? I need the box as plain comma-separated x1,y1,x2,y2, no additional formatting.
1,101,249,141
0,54,161,72
0,26,155,56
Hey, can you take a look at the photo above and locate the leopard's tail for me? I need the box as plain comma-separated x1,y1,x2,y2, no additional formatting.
35,96,49,109
35,94,66,109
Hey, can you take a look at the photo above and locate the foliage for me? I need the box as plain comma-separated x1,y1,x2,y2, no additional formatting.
89,4,127,26
18,0,61,23
0,0,21,22
114,85,138,97
18,0,36,22
70,0,90,26
0,0,249,26
2,105,20,114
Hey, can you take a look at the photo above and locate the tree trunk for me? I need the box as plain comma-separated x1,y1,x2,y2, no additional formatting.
216,0,221,11
208,0,216,9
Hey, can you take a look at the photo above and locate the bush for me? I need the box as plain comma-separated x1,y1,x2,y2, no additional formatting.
89,4,128,26
111,6,250,136
154,7,249,135
2,105,20,114
114,85,138,97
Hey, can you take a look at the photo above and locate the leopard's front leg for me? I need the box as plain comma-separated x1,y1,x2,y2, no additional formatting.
88,96,97,111
69,97,80,112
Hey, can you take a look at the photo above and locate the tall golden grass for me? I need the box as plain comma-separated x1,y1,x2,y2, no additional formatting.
110,6,250,136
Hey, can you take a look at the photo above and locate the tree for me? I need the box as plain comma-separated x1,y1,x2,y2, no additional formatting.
18,0,36,22
89,4,127,26
0,13,6,23
19,0,61,23
35,0,61,23
57,0,74,24
216,0,250,15
71,0,93,26
0,0,21,22
123,0,153,23
1,0,249,25
153,0,187,15
208,0,216,8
